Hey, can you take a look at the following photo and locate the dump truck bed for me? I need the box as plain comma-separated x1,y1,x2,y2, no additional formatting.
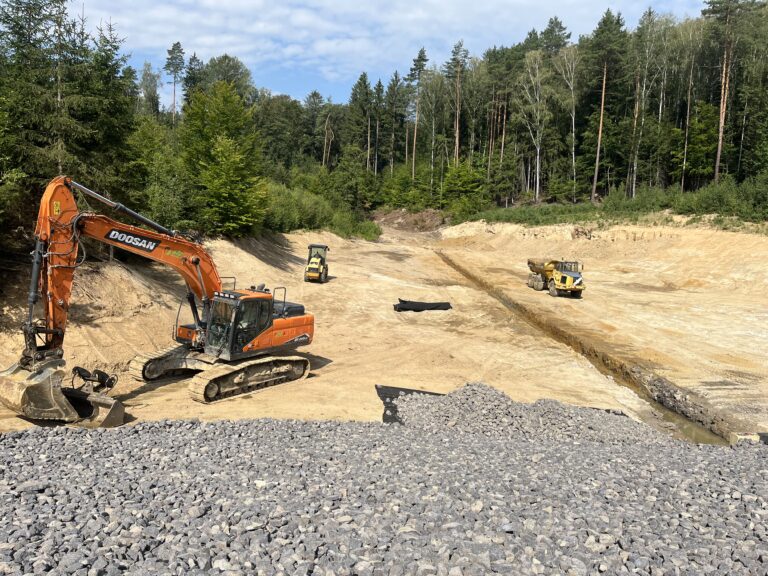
527,259,558,273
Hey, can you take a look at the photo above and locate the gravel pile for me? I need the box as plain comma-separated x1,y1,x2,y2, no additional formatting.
395,382,670,445
0,385,766,575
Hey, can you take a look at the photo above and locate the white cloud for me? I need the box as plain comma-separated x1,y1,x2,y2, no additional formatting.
74,0,704,102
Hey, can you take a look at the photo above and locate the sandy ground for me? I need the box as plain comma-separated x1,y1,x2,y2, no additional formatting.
1,219,764,440
0,226,658,434
438,221,768,437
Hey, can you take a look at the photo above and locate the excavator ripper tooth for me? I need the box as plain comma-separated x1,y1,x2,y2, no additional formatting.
0,360,124,428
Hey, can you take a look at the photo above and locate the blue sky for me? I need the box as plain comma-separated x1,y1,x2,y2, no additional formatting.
75,0,704,105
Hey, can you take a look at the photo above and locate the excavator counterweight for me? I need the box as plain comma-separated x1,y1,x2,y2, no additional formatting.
0,177,314,428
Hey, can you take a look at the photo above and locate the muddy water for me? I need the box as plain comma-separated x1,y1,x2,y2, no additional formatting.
438,252,726,446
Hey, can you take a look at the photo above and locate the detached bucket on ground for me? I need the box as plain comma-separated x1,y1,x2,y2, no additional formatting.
0,360,124,428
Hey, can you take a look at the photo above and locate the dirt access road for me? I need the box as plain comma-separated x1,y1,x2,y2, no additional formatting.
0,225,662,435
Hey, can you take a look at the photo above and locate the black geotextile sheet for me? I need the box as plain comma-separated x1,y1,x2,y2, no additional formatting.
393,298,452,312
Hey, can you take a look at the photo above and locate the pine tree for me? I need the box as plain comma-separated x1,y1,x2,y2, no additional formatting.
406,47,428,180
301,90,324,161
540,16,570,54
443,41,469,165
372,80,384,175
703,0,759,182
84,21,136,193
182,52,205,104
383,71,406,175
348,72,372,170
584,9,629,201
164,41,184,124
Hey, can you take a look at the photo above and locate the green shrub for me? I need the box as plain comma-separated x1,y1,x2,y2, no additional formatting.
263,182,381,239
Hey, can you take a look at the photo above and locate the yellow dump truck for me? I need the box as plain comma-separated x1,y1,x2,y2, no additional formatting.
527,259,585,298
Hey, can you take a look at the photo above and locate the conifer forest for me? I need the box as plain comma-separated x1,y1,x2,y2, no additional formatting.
1,0,767,240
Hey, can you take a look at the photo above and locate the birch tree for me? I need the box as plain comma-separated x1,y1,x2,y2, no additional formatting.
554,45,580,202
517,50,552,202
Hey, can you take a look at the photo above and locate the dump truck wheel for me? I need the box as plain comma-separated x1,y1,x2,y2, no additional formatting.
572,291,582,299
548,280,559,297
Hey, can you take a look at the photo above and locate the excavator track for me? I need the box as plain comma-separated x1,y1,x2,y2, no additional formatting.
127,345,195,382
188,356,310,403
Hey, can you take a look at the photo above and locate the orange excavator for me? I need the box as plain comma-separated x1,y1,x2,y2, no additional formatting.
0,177,314,427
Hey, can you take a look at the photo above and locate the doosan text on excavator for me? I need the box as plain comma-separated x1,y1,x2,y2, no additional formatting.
0,177,315,427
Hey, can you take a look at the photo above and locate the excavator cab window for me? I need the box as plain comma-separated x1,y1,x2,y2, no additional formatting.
233,299,272,350
206,299,236,353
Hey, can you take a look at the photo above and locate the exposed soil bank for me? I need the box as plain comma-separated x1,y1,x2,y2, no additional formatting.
439,252,736,444
437,220,768,444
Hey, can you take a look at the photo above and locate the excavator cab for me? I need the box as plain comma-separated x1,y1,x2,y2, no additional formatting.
204,291,273,360
200,287,309,361
304,244,329,283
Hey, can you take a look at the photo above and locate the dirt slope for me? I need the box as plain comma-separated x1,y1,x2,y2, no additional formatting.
439,221,768,436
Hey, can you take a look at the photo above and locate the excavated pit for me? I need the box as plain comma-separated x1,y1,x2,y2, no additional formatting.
438,251,731,445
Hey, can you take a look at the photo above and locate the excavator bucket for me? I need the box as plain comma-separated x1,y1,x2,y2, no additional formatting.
0,360,124,428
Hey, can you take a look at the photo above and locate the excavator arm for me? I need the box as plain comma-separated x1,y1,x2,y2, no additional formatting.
1,176,224,426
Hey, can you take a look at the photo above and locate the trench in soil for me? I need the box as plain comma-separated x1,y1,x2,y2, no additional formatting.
437,251,727,446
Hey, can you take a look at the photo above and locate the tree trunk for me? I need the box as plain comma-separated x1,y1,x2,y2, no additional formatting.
631,112,646,200
714,46,730,183
591,63,607,203
390,130,395,176
322,114,332,168
412,97,419,181
737,96,748,178
628,76,640,197
736,50,755,178
366,114,371,172
499,100,507,170
469,124,475,165
454,71,461,165
681,53,695,192
430,116,436,194
534,146,541,202
405,123,409,167
375,118,380,176
569,94,576,203
487,96,496,180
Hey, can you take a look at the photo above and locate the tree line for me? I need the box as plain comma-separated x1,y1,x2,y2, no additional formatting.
1,0,767,242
